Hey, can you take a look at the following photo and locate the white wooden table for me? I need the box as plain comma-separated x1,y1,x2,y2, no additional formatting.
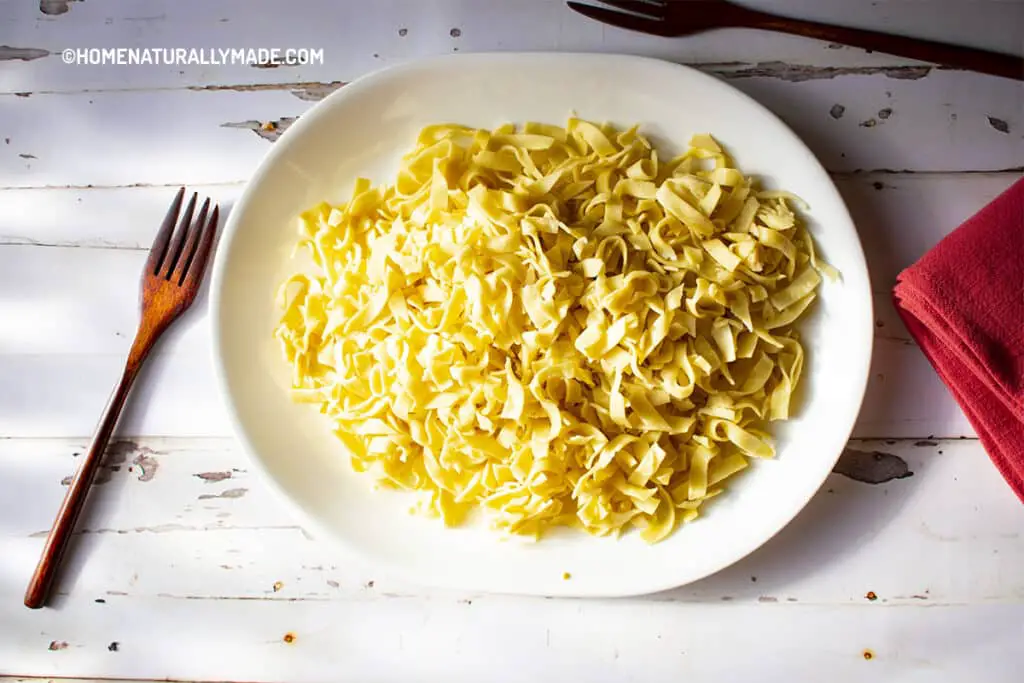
2,1,1023,681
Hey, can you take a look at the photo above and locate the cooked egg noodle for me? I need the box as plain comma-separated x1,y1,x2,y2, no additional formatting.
275,118,829,543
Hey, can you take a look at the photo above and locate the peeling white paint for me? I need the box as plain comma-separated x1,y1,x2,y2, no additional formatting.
4,1,1024,680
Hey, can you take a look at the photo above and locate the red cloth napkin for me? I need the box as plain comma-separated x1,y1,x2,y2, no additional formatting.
893,177,1024,502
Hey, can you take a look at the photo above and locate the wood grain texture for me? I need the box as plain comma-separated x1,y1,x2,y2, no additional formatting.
4,600,1024,682
2,70,1021,191
2,174,1017,438
2,437,1023,680
4,0,1023,679
1,0,1021,94
736,3,1023,79
2,438,1021,603
4,596,1023,681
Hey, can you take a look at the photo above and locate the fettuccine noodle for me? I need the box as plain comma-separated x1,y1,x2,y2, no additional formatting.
275,118,831,542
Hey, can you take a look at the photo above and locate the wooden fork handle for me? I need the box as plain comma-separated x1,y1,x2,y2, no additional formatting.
740,10,1023,81
24,330,157,609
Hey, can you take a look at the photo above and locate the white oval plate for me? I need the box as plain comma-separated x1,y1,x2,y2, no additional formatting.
210,53,873,597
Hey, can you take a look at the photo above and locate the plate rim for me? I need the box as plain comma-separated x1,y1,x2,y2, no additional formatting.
208,51,875,597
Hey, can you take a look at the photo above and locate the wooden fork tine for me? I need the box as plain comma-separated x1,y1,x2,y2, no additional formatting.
566,2,675,36
146,187,185,276
160,192,197,279
591,0,665,19
174,197,210,285
183,204,220,289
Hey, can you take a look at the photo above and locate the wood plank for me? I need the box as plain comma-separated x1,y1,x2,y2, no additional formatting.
0,338,965,438
2,0,1022,94
3,174,1016,253
0,340,967,438
1,599,1022,681
0,88,306,188
0,237,978,439
0,353,227,439
835,173,1017,285
0,183,245,249
2,438,1022,605
2,440,1022,679
1,70,1021,191
3,434,1023,680
7,172,1017,437
0,245,209,356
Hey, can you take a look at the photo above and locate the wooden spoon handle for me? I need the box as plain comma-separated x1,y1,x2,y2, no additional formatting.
23,332,155,609
742,11,1023,81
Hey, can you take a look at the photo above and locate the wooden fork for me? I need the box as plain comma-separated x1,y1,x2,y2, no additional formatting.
24,188,220,609
568,0,1024,81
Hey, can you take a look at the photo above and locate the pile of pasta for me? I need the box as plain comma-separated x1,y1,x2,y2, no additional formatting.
275,118,831,543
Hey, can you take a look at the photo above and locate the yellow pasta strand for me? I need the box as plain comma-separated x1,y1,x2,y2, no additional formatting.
274,119,832,543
